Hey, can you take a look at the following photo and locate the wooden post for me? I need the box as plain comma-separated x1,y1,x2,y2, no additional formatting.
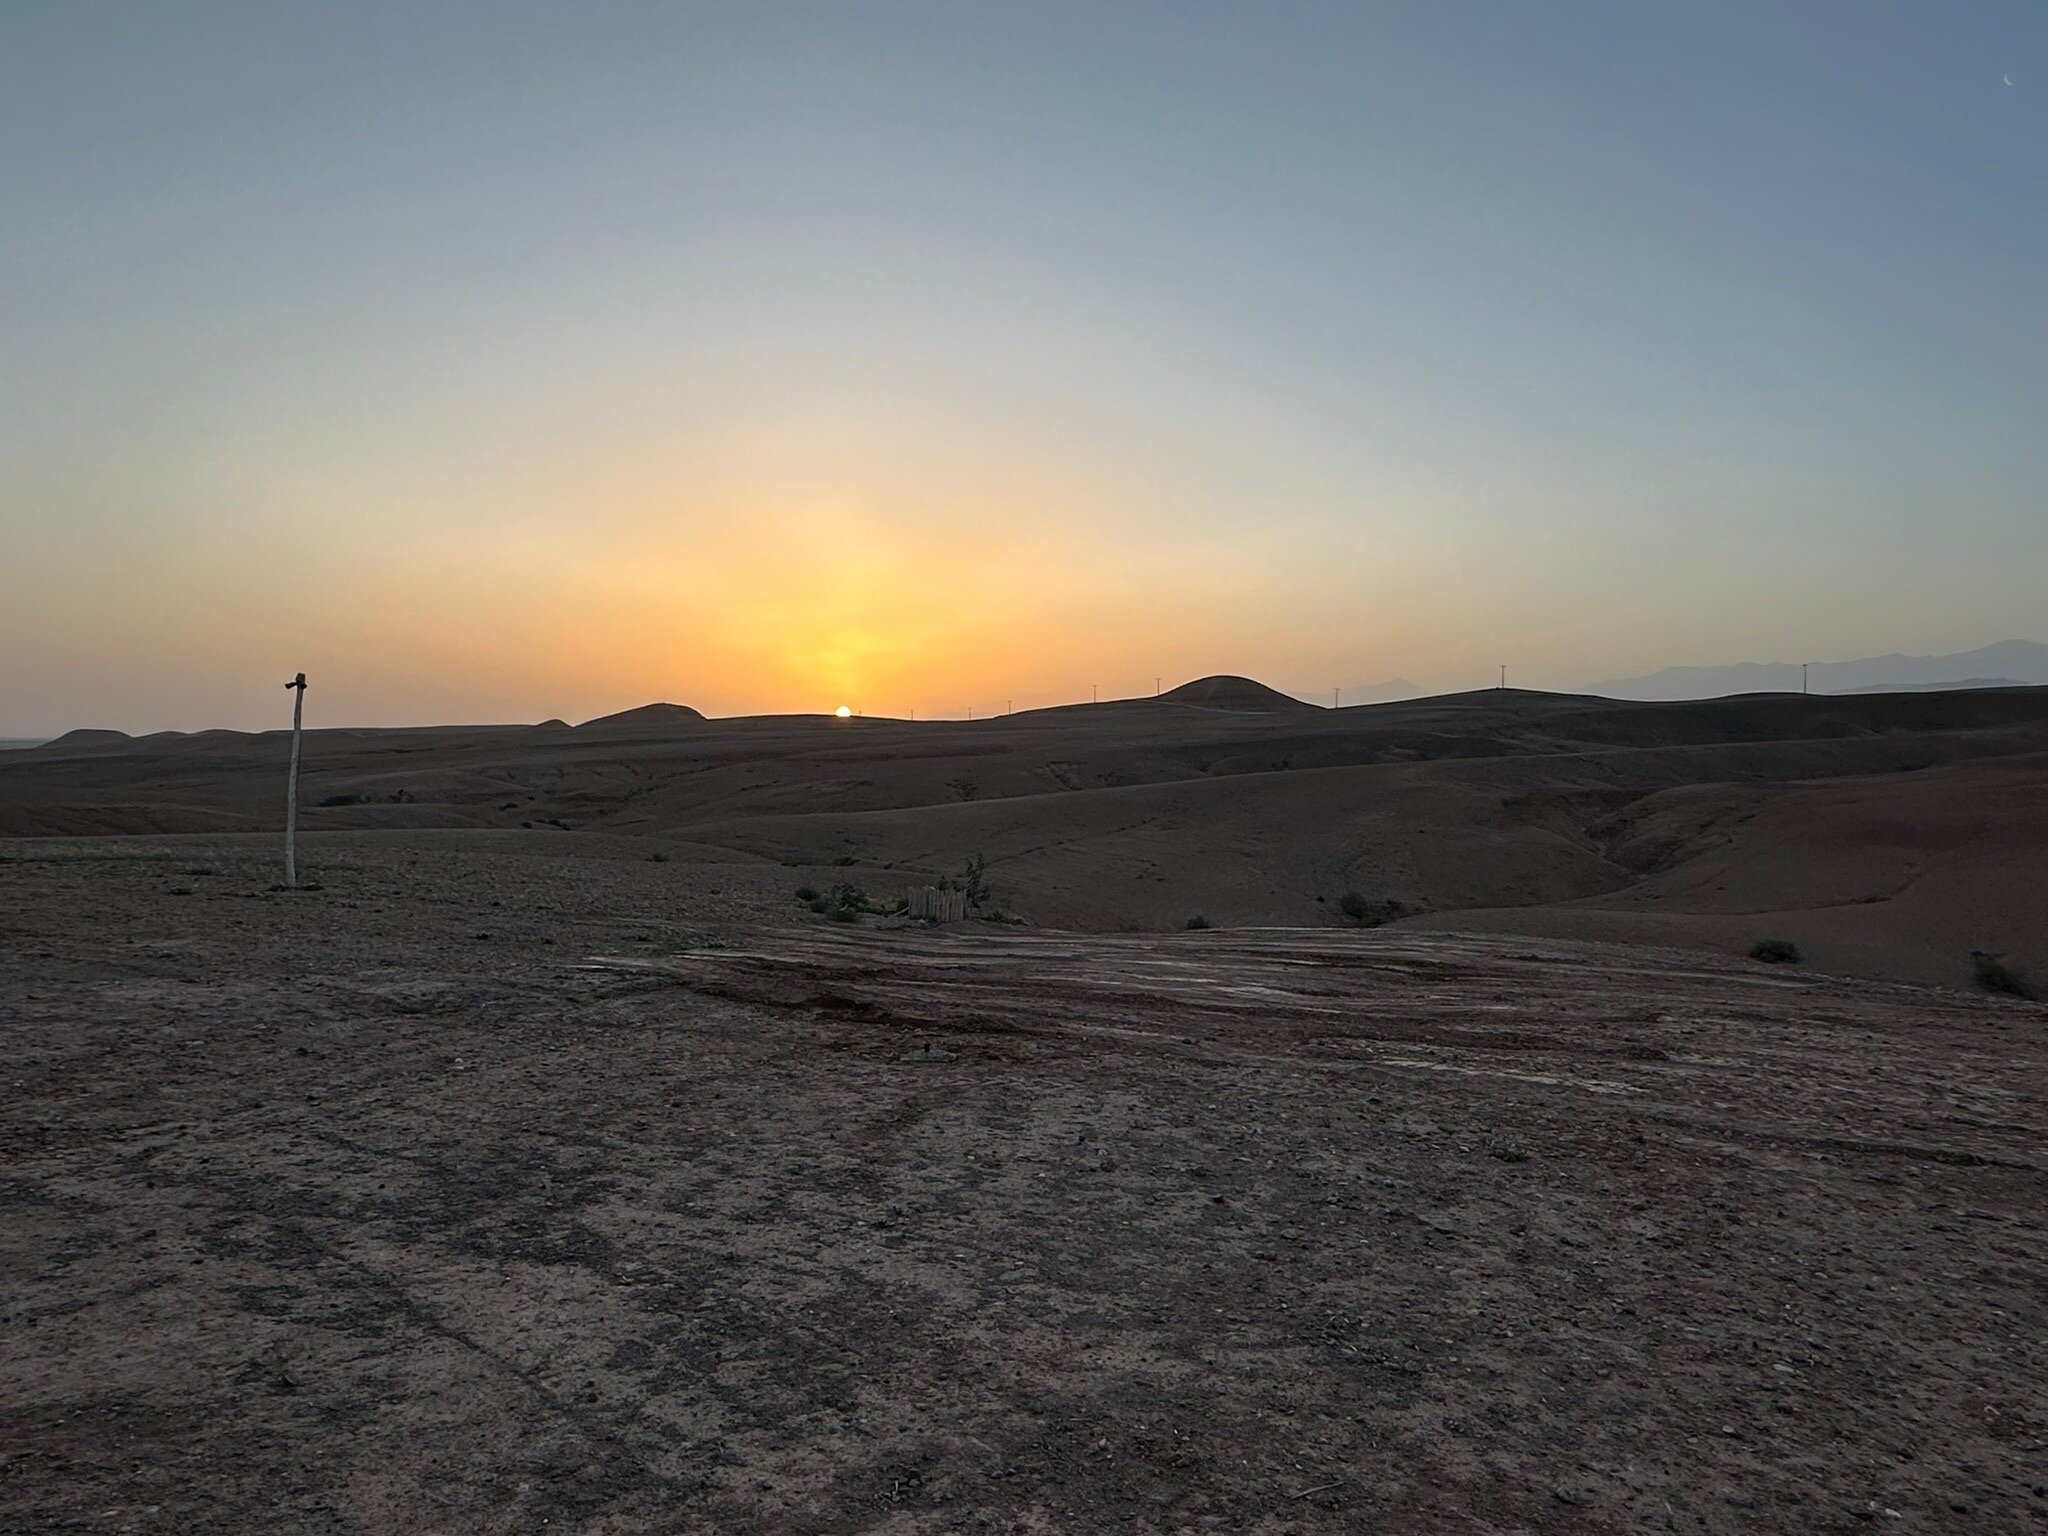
284,672,306,887
907,886,968,923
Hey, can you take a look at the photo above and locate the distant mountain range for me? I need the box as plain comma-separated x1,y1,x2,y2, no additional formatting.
1590,641,2048,701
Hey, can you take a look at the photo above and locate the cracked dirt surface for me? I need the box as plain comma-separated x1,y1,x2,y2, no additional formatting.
3,838,2045,1532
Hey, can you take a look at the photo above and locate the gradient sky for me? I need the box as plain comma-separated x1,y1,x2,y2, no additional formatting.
4,2,2043,732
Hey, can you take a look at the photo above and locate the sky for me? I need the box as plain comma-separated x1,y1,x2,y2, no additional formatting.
3,1,2043,732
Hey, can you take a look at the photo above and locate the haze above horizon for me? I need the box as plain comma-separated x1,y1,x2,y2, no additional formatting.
4,2,2043,735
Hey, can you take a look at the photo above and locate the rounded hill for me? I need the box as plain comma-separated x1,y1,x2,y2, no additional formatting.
48,728,132,747
1158,676,1319,713
575,702,707,731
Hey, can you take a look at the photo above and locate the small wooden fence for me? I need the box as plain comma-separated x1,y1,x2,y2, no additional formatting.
906,886,969,923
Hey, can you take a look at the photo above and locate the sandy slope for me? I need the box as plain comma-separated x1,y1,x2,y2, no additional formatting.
1405,751,2048,989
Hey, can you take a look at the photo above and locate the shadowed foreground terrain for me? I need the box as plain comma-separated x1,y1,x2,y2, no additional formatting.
3,840,2044,1533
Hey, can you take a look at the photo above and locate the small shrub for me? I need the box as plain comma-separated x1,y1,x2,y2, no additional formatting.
946,776,980,803
1489,1146,1531,1163
648,851,670,863
316,792,371,807
1970,951,2032,999
829,906,858,923
960,852,990,909
1338,891,1412,927
832,855,858,867
794,886,818,902
1750,939,1802,964
1185,915,1212,930
817,881,896,917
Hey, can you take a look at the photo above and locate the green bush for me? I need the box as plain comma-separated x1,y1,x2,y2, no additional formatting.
960,852,991,908
829,906,858,923
794,886,818,902
816,881,895,917
1749,939,1802,964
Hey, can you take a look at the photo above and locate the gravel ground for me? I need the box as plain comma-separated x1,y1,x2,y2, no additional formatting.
4,834,2044,1533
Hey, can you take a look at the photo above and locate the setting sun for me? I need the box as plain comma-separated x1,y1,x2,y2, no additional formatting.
834,705,852,719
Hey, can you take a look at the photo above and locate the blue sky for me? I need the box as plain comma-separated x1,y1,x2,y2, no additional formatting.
3,2,2042,729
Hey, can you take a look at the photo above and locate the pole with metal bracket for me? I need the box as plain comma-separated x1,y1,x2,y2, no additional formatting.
284,672,306,888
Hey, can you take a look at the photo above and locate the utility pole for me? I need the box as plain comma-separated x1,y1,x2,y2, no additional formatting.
1006,698,1012,715
1802,663,1809,695
283,672,307,888
1155,676,1162,697
1333,687,1340,710
1499,664,1507,691
1091,684,1097,704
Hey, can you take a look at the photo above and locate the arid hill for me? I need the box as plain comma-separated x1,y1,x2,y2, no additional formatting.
1155,673,1322,712
575,701,707,731
3,681,2044,990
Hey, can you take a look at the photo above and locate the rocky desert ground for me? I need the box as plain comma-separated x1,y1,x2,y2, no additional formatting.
4,682,2045,1532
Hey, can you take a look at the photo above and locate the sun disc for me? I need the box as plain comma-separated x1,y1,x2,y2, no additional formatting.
835,705,852,718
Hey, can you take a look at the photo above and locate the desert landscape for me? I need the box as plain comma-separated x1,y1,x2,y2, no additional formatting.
9,6,2047,1531
6,675,2045,988
4,679,2045,1532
